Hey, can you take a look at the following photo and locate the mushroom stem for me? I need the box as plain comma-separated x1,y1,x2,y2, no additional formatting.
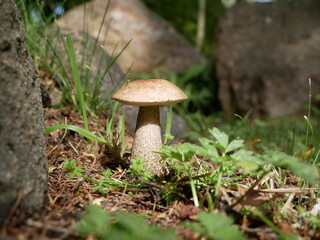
131,106,164,177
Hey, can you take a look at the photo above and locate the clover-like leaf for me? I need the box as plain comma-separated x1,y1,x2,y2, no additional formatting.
198,138,219,158
186,211,247,240
231,149,262,172
225,139,244,153
209,128,229,150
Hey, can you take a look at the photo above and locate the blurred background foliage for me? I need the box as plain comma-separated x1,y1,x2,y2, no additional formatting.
22,0,226,55
142,0,225,55
21,0,229,114
19,0,296,116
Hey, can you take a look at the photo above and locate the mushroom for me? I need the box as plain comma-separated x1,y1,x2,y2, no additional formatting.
112,79,187,177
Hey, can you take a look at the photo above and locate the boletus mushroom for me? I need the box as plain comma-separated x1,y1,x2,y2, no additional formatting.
112,79,187,177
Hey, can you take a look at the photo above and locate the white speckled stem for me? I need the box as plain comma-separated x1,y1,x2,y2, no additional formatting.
131,106,164,177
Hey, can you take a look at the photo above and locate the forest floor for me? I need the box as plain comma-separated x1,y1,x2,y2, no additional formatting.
1,107,319,240
3,108,200,239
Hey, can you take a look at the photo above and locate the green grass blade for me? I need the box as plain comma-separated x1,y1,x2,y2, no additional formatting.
235,113,253,138
101,39,132,82
45,124,110,146
65,33,89,130
305,78,312,148
106,101,121,139
164,106,174,145
118,114,126,157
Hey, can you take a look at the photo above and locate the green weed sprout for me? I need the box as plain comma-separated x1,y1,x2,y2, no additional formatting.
62,160,128,194
76,205,178,240
184,211,246,240
128,157,153,180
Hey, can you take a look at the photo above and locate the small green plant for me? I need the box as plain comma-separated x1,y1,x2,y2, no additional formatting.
184,211,246,240
160,127,319,209
62,159,85,179
128,157,153,180
92,169,122,194
62,160,128,194
105,101,127,161
45,33,129,161
76,205,178,240
160,142,201,207
46,92,127,163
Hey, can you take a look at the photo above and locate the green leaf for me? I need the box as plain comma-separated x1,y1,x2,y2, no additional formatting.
198,138,219,158
287,160,319,185
214,226,247,240
176,143,197,160
93,185,108,194
192,212,247,240
225,139,244,153
69,165,85,178
62,159,85,178
209,128,229,150
66,34,89,130
62,159,76,169
231,149,262,172
76,205,110,238
129,157,153,180
45,124,111,146
265,151,319,184
160,143,196,162
109,212,178,240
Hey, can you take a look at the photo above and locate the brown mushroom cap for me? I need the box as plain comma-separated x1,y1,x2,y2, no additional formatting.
112,79,187,106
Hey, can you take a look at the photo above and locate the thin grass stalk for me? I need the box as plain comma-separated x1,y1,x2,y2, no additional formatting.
101,40,132,82
305,78,312,148
164,106,174,145
235,113,253,138
253,209,287,239
118,114,126,158
196,0,206,51
87,0,111,69
184,156,199,207
46,38,76,106
66,34,89,130
106,101,121,141
289,123,296,155
17,0,30,30
214,165,223,209
80,0,88,78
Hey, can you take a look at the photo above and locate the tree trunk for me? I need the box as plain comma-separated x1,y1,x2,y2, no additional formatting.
0,0,47,227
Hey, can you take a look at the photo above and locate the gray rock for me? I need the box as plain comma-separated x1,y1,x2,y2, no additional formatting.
215,0,320,117
0,0,47,227
56,0,204,75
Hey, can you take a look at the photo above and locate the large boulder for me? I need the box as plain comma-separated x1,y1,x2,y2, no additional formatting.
215,0,320,117
57,0,203,75
0,0,47,227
